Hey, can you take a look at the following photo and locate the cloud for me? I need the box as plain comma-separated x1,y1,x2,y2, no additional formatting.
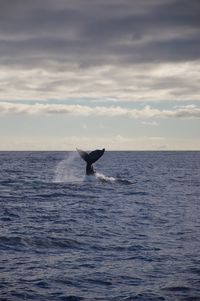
0,1,200,102
0,102,200,119
0,0,200,65
1,0,200,65
0,61,200,102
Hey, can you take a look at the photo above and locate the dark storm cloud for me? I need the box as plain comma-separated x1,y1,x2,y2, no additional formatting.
0,0,200,68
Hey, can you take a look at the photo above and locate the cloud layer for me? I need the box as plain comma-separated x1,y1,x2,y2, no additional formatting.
0,0,200,102
1,62,200,102
1,102,200,119
1,0,200,65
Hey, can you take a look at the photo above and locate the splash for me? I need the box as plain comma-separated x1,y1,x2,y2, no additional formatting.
54,152,83,183
54,153,130,185
84,172,116,183
95,173,132,185
95,172,116,182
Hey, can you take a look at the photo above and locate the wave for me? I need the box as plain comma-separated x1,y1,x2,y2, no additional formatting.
0,235,86,251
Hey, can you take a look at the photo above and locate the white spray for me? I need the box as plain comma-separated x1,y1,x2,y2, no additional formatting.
54,152,83,183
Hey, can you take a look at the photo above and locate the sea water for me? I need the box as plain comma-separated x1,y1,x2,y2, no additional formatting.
0,151,200,301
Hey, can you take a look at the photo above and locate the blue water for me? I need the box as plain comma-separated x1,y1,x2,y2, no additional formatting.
0,151,200,301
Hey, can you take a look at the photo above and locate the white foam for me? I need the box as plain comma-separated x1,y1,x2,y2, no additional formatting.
84,173,115,183
95,172,116,182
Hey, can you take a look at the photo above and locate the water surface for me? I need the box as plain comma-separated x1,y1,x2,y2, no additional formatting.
0,151,200,300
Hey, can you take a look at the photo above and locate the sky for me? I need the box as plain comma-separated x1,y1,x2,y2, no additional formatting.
0,0,200,150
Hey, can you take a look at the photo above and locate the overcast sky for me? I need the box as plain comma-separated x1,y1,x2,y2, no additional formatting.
0,0,200,150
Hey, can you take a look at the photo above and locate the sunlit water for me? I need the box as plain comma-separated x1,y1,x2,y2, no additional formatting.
0,151,200,301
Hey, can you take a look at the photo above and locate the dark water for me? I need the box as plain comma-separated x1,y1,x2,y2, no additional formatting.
0,151,200,301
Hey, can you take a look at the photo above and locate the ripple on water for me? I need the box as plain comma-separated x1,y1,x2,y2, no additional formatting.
0,235,87,251
0,151,200,301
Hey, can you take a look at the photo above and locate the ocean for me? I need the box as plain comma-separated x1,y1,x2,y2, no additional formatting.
0,151,200,301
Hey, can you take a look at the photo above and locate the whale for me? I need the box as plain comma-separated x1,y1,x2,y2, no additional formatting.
76,148,105,175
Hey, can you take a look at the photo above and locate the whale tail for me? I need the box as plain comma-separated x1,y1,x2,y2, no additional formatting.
76,148,105,175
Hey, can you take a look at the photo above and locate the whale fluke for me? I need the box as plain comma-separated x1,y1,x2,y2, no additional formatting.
76,148,105,175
